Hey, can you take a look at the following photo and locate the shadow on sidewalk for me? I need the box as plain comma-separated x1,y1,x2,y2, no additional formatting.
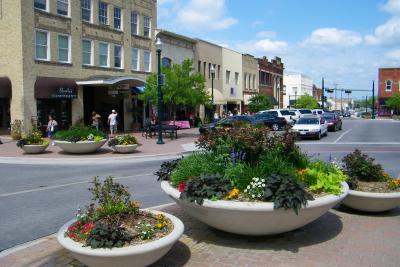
334,205,400,217
150,241,191,267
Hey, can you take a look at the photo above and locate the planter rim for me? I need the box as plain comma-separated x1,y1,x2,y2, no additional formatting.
161,181,349,211
348,189,400,198
57,210,183,257
22,143,49,147
54,139,107,144
114,144,139,147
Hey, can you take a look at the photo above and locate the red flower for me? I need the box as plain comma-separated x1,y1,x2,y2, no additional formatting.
178,181,186,192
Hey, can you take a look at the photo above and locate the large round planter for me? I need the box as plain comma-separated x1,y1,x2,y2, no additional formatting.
112,144,139,154
20,143,49,154
54,139,107,154
57,210,184,267
161,181,349,235
342,189,400,212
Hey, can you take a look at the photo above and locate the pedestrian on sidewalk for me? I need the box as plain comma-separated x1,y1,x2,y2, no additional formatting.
108,110,118,137
46,115,58,145
91,111,101,131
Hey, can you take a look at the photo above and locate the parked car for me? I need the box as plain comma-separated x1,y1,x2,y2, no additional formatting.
288,110,301,122
322,113,342,131
294,109,313,117
291,115,328,140
252,112,287,131
259,109,294,124
199,115,262,134
343,111,351,117
312,109,325,115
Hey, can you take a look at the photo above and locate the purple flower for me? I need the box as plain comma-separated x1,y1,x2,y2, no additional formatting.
231,147,236,164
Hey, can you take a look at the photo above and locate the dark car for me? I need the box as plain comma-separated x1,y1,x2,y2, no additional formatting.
322,113,342,131
343,111,351,117
199,115,262,134
252,112,287,131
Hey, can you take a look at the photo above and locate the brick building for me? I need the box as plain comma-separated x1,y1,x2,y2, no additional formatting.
0,0,156,133
258,56,284,108
242,54,259,113
378,68,400,116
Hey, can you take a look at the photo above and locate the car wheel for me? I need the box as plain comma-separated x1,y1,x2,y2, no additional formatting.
339,124,342,130
333,125,337,132
272,123,279,131
317,131,321,140
325,130,328,137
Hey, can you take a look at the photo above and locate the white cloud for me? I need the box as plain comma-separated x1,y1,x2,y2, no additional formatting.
385,49,400,60
302,28,362,47
251,21,264,28
365,17,400,45
382,0,400,15
236,39,288,54
175,0,237,31
256,31,276,39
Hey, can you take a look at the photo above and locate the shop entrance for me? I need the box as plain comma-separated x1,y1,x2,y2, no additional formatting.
0,98,10,131
36,99,72,133
83,86,124,132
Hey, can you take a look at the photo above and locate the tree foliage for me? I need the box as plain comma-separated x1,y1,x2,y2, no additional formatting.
386,93,400,111
295,94,319,109
247,94,273,113
139,59,209,114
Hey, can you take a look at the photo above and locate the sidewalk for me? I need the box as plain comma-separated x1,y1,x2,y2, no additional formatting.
1,203,399,267
0,128,200,160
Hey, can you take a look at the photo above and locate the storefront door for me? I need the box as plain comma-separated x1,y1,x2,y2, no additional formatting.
37,99,72,133
0,98,10,130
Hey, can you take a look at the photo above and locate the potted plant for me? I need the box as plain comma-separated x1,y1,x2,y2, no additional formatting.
158,126,349,235
341,149,400,212
57,176,184,267
108,135,140,154
54,127,107,154
16,130,49,154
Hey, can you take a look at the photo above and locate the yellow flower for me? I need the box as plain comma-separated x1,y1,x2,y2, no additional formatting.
225,188,240,200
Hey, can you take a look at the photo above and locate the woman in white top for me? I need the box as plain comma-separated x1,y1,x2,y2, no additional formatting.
46,115,58,141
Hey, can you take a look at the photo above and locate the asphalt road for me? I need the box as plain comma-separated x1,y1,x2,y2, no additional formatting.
0,118,399,251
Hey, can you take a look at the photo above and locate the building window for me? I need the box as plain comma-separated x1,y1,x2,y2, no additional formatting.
131,48,139,71
162,57,171,68
81,0,91,22
235,72,239,85
114,45,123,68
143,16,150,38
208,63,211,79
248,75,251,89
99,42,109,67
35,30,49,61
114,7,122,30
253,76,256,90
82,39,93,65
57,0,69,16
244,73,247,88
198,61,201,72
218,65,220,80
99,2,108,25
386,80,392,91
34,0,48,11
57,34,70,63
226,71,230,84
143,50,151,72
131,13,138,35
203,62,206,77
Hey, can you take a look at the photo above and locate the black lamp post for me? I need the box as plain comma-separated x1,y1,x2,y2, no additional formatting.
372,80,375,119
210,65,215,114
156,38,164,145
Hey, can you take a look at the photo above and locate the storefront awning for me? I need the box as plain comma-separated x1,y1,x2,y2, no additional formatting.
35,77,77,99
76,76,146,87
207,88,227,104
0,77,12,98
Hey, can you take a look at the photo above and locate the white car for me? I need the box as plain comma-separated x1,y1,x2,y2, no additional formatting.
312,109,325,115
294,109,313,117
260,109,294,124
291,115,328,140
288,110,301,122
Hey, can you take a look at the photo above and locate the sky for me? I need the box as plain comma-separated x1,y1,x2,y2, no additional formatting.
157,0,400,99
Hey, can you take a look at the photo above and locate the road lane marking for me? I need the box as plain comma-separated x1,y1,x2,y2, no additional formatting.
334,129,352,143
0,173,154,198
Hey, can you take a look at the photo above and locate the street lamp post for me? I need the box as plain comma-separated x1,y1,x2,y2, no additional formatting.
210,65,215,114
156,38,164,145
372,80,376,119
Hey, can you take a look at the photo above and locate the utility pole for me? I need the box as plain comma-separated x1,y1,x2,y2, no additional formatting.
372,80,375,119
321,78,325,110
340,89,343,113
334,83,338,111
365,96,368,113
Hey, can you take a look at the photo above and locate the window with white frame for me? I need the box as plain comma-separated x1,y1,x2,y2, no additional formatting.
226,70,230,84
131,48,139,70
248,75,251,89
114,7,122,30
235,72,239,85
34,0,48,11
57,0,69,16
81,0,92,22
143,16,150,38
114,45,123,68
82,39,93,65
35,30,49,60
99,42,109,67
143,50,151,72
57,34,70,63
131,12,138,35
244,73,247,89
99,2,108,25
386,80,392,91
253,76,256,90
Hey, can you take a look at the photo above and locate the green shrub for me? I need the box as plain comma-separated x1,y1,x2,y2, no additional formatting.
342,149,385,183
108,135,138,146
16,131,48,147
169,153,225,186
86,223,132,249
154,158,182,181
55,127,106,142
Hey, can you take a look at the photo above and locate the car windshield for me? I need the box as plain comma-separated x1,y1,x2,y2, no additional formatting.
267,111,278,116
299,109,312,114
322,114,335,119
254,113,272,119
289,111,296,115
297,118,319,124
280,110,291,115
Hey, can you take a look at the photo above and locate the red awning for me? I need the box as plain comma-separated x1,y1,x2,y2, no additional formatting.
0,77,12,98
35,77,77,99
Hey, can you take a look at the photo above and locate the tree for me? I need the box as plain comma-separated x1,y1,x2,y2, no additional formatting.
295,94,319,109
139,59,209,118
386,93,400,113
353,97,373,109
247,94,273,113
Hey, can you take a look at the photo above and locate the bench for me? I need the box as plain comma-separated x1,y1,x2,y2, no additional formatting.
162,125,178,139
142,124,178,139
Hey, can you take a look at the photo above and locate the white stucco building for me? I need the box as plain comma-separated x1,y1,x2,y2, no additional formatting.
222,47,243,114
283,73,313,108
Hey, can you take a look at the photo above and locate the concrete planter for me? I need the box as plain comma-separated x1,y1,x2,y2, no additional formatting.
57,210,184,267
112,144,139,154
342,189,400,212
161,181,349,235
54,139,107,154
20,143,49,154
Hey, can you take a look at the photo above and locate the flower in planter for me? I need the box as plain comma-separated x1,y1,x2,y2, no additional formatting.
108,135,138,147
16,131,48,147
178,181,186,192
225,188,240,200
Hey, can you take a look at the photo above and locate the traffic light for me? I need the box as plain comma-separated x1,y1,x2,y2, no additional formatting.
326,89,334,93
322,96,327,102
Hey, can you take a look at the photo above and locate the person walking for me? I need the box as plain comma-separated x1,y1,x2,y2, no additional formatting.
46,115,58,145
108,110,118,136
91,111,101,130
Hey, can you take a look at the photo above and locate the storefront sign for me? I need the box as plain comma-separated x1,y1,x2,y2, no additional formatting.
51,87,77,98
35,77,78,99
